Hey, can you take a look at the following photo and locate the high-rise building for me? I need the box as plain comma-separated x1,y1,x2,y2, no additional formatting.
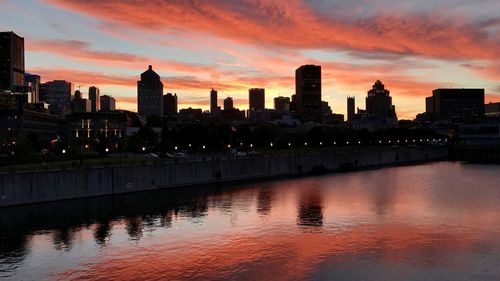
223,97,234,110
0,31,25,92
163,93,178,116
249,88,265,111
72,90,91,113
210,89,218,113
347,96,355,121
42,80,73,115
295,65,322,122
428,88,484,120
366,80,396,119
88,86,100,112
24,73,40,103
274,96,290,113
137,65,163,117
100,95,116,112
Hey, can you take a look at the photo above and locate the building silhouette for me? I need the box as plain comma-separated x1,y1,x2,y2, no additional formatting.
223,97,234,110
100,95,116,112
41,80,73,116
426,88,484,120
274,96,290,113
72,90,90,113
24,73,40,103
295,65,322,122
248,88,265,120
137,65,163,118
347,96,355,121
0,31,25,93
163,93,178,117
88,86,100,112
210,88,218,114
366,80,396,119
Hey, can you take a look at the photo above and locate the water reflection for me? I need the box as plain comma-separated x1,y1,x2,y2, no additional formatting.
297,188,324,227
1,163,500,280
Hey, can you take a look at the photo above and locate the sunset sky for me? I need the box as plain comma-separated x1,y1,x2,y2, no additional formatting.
1,0,499,119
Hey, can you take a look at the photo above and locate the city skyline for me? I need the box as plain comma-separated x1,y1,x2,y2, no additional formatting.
1,0,499,119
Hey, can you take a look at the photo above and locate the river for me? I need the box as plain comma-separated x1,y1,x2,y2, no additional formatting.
1,162,500,280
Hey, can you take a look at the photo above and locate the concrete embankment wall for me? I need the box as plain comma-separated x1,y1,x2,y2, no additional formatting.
0,146,448,207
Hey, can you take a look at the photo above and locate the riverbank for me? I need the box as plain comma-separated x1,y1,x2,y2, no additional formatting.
0,146,448,207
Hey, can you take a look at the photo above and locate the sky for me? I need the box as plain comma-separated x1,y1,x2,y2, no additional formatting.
1,0,499,119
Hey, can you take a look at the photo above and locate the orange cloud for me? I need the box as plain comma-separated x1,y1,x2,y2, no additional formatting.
44,0,499,60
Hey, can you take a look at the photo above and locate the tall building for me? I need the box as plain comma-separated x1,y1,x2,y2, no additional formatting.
72,90,91,113
0,31,25,92
428,88,484,120
100,95,116,112
210,89,218,113
88,86,100,112
249,88,265,111
24,73,40,103
223,97,234,110
137,65,163,117
42,80,73,115
295,65,322,122
163,93,178,116
274,96,290,113
347,96,355,121
366,80,396,119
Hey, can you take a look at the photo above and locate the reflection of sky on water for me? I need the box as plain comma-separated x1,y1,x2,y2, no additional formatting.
1,162,500,280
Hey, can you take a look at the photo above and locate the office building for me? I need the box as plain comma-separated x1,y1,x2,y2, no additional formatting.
295,65,322,122
210,89,218,114
88,86,100,112
366,80,396,119
0,31,25,93
100,95,116,112
137,65,163,117
427,88,484,120
223,97,234,110
72,90,91,113
41,80,73,116
485,102,500,118
24,73,40,103
163,93,178,116
347,96,355,121
274,96,290,113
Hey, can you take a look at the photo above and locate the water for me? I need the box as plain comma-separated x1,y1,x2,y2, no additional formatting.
1,162,500,280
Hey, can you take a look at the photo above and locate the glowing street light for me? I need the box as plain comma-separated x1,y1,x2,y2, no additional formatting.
288,142,291,147
270,142,273,147
141,146,146,151
304,142,308,146
62,149,66,154
105,148,109,152
174,146,178,150
319,142,322,146
202,145,206,149
250,144,253,148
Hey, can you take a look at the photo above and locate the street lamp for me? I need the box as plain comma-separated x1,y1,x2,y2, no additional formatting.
319,142,322,146
142,146,146,151
288,142,291,147
270,142,273,147
174,146,178,150
105,148,109,152
202,145,206,149
304,142,308,146
62,149,66,154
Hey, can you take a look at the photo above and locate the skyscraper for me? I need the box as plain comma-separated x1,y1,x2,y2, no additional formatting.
163,93,178,117
88,86,100,112
0,31,25,92
24,73,40,103
72,90,91,113
365,80,396,119
347,96,355,121
295,65,322,122
100,95,116,112
210,89,218,113
137,65,163,117
274,96,290,113
42,80,73,115
249,88,265,111
429,88,484,120
223,97,234,110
